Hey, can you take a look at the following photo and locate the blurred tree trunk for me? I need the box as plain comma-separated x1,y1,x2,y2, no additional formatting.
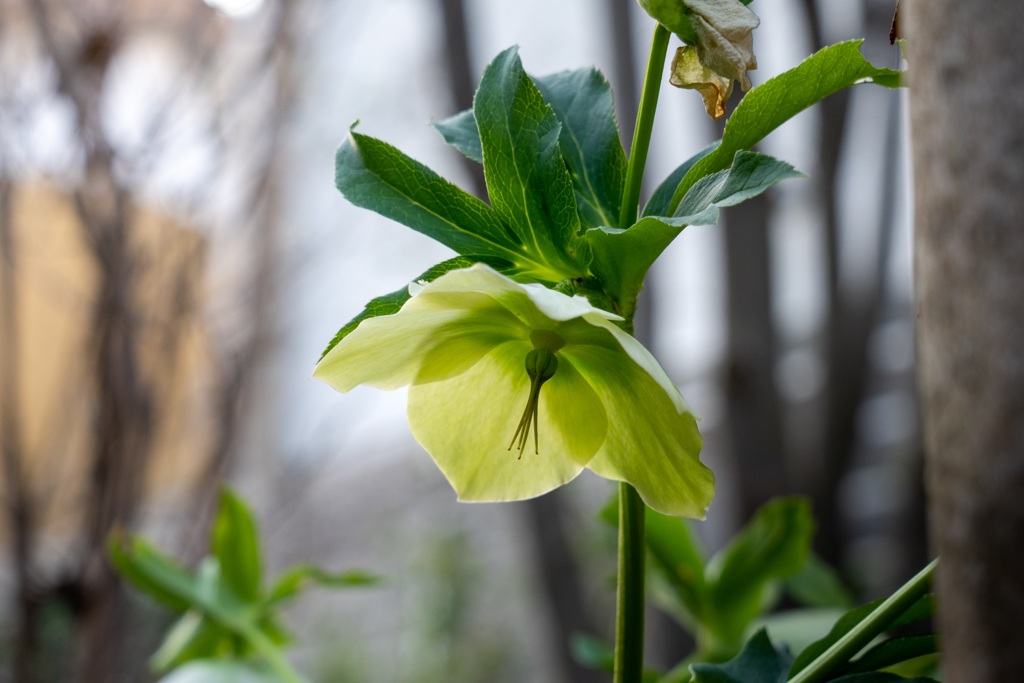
25,5,154,679
0,180,42,683
722,190,786,520
799,0,858,569
6,1,296,679
908,1,1024,680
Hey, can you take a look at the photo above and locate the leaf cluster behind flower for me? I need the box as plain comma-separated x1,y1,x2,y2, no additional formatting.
109,489,376,682
584,497,938,683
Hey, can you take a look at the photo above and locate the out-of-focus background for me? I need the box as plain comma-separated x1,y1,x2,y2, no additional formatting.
0,0,919,681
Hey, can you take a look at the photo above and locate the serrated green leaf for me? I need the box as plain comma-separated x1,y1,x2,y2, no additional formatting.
674,151,805,224
335,128,520,260
151,611,229,673
704,497,814,645
643,142,719,218
534,67,626,229
267,565,379,606
318,256,498,360
109,532,199,612
438,67,626,231
587,151,800,309
668,40,901,213
690,629,792,683
212,489,262,603
784,553,855,609
846,636,939,675
434,109,482,163
474,47,589,279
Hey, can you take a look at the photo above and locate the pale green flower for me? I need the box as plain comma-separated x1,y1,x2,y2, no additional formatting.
314,264,714,518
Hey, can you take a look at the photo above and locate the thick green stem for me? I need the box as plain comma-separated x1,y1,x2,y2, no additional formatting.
787,559,938,683
619,22,671,231
614,483,647,683
612,22,671,683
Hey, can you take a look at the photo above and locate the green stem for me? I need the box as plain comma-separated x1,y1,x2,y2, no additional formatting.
787,558,938,683
612,22,671,683
614,483,647,683
619,22,671,231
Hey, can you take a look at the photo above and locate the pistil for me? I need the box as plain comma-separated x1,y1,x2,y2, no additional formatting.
508,348,558,457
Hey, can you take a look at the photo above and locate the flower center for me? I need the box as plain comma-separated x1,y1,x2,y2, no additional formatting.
530,328,566,353
508,348,558,458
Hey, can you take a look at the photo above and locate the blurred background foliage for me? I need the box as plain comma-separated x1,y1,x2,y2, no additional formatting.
0,0,920,681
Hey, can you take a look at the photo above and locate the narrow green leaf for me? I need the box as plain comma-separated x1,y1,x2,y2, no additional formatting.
474,47,588,279
335,128,521,260
789,600,882,677
789,593,934,679
194,557,253,624
889,594,935,630
108,532,199,612
668,40,901,213
115,532,308,683
318,256,500,360
257,613,294,648
434,109,482,163
690,629,792,683
212,489,262,603
704,497,815,645
151,611,230,673
267,565,379,606
534,68,626,229
846,636,939,675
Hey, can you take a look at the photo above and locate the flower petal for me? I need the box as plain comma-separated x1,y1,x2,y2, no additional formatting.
578,313,690,415
314,288,524,392
423,263,621,325
564,344,714,518
408,340,607,502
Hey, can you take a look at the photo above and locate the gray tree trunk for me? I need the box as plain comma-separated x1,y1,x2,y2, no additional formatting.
907,2,1024,680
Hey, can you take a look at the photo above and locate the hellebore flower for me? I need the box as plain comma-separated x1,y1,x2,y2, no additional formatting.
313,264,714,518
637,0,759,118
